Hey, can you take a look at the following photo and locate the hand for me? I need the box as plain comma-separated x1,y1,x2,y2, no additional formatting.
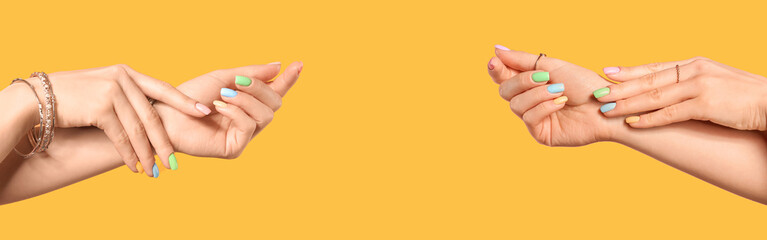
488,45,625,146
44,65,209,176
153,62,302,158
596,57,767,131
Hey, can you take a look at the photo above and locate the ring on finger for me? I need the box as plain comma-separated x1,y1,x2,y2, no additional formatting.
534,53,547,70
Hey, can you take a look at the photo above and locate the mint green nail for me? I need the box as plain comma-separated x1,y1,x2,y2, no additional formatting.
235,76,252,86
593,87,610,98
169,153,178,170
531,72,550,82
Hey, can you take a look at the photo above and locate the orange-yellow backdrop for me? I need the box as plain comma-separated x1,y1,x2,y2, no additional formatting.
1,0,766,239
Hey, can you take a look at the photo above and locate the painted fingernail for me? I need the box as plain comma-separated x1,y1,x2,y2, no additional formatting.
220,88,238,98
487,59,495,70
195,103,211,115
235,76,252,86
532,72,550,82
298,62,304,75
547,83,564,93
213,100,227,108
593,87,610,98
169,153,178,170
603,67,621,75
268,62,281,65
152,163,159,178
600,102,617,113
495,44,510,51
553,96,568,105
136,162,144,174
625,116,640,123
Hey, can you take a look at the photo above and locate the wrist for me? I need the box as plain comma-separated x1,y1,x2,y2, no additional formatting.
6,83,40,129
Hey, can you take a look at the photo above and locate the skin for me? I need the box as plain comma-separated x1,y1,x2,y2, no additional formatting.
0,62,302,204
488,47,767,204
598,57,767,131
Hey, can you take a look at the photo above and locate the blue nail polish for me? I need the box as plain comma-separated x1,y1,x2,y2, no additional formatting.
547,83,564,93
600,102,617,113
152,164,159,178
220,88,238,98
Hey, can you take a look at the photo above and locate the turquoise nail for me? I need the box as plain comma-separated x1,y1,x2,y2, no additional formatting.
600,102,616,113
152,164,159,178
547,83,564,93
220,88,238,98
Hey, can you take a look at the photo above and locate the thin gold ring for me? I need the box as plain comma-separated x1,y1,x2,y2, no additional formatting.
534,53,546,70
675,64,680,83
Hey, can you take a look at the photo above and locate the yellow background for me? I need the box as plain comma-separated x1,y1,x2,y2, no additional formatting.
1,0,766,239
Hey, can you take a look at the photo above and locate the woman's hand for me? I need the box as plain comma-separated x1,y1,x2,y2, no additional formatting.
43,65,210,176
153,62,302,158
488,45,625,146
596,57,767,131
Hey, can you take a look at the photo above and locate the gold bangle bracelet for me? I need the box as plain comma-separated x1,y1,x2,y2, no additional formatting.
10,78,44,158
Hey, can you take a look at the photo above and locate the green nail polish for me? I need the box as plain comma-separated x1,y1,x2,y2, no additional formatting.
593,87,611,98
235,76,252,86
531,72,550,82
169,153,178,170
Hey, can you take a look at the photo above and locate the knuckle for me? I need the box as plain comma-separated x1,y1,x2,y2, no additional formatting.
662,105,678,120
131,123,147,137
115,130,131,146
108,64,129,77
642,72,659,88
143,107,162,124
648,88,663,102
646,62,664,72
690,59,713,71
273,98,283,111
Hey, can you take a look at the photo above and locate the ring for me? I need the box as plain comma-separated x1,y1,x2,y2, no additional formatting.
675,64,680,83
147,97,157,105
534,53,547,70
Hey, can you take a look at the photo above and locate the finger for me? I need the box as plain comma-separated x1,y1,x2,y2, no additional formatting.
488,56,519,84
112,92,156,177
268,61,302,97
499,70,550,101
99,112,140,173
603,57,705,81
213,63,283,86
119,65,211,117
625,100,700,128
233,76,283,111
601,80,699,117
211,100,257,157
219,89,275,133
494,46,566,72
521,96,569,126
509,83,565,117
118,77,177,170
595,63,698,103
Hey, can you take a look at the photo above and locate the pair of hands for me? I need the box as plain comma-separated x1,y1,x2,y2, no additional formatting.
34,62,301,177
488,45,767,146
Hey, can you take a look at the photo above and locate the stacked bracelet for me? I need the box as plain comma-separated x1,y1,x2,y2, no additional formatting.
9,72,57,158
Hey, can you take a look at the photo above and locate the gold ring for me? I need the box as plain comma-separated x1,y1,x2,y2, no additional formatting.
675,64,680,83
534,53,547,70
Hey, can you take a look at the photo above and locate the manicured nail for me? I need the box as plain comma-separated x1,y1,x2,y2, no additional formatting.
136,162,144,174
297,62,304,75
220,88,238,98
268,62,281,65
625,116,640,123
603,67,620,75
547,83,564,93
531,72,550,82
593,87,610,98
169,153,178,170
213,100,227,108
495,44,510,51
195,103,211,115
487,59,495,70
600,102,616,113
235,76,252,86
553,96,568,105
152,163,159,178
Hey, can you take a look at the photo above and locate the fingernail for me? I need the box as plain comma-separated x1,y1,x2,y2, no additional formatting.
625,116,640,123
169,153,178,170
136,162,144,174
603,67,620,75
495,44,510,51
268,62,281,65
600,102,616,113
553,96,568,105
547,83,564,93
235,76,252,86
195,103,211,115
593,87,610,98
531,72,550,82
487,59,495,70
152,163,159,178
213,100,227,108
298,62,304,75
220,88,238,98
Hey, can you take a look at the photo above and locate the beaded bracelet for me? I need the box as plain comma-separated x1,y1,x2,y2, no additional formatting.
10,78,44,158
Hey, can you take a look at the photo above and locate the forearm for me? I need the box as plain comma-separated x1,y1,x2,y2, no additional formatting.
0,84,39,161
612,121,767,204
